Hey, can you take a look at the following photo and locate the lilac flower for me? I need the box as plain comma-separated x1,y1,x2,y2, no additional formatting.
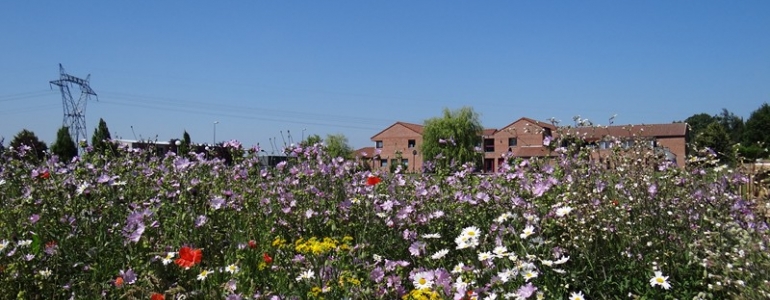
408,241,425,257
29,214,40,224
195,215,208,227
516,282,537,299
120,269,137,284
370,267,385,283
210,197,225,210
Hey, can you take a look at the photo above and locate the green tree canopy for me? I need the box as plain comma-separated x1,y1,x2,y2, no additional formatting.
10,129,48,162
695,122,732,162
421,107,484,172
744,103,770,146
91,118,115,154
324,133,353,160
684,113,716,143
715,108,745,145
50,126,78,162
300,134,323,148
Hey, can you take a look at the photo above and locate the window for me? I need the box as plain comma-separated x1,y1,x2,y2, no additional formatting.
402,159,408,166
599,141,612,149
380,159,388,167
375,140,383,149
484,138,495,152
408,139,416,148
508,138,518,147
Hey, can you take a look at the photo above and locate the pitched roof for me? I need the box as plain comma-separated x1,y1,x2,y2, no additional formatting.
499,117,557,132
482,128,497,136
563,123,687,140
354,146,375,158
370,121,424,140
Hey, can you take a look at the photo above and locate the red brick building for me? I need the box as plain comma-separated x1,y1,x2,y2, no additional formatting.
359,118,688,172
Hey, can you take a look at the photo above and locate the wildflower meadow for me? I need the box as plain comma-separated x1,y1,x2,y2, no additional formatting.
0,139,768,299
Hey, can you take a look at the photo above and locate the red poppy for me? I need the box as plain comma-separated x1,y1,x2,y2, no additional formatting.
263,252,273,264
114,276,124,287
174,246,202,269
150,293,165,300
366,175,381,186
39,171,50,179
248,240,257,249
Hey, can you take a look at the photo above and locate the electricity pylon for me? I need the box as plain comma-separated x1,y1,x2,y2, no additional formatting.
49,64,97,146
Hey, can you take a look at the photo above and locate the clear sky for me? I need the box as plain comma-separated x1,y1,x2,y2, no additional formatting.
2,1,769,151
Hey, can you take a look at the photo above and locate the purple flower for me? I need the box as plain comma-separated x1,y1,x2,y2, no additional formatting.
195,215,208,227
120,269,137,284
516,282,537,299
370,267,385,283
210,197,225,210
29,214,40,224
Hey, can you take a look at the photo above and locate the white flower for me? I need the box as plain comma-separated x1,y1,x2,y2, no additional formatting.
555,206,573,217
225,263,239,274
522,270,538,282
431,249,449,260
0,179,5,185
421,233,442,239
0,240,8,252
453,276,472,290
461,226,481,239
296,269,315,282
373,254,383,262
197,269,212,281
478,251,494,262
492,246,508,257
520,225,535,239
650,271,671,289
483,293,498,300
17,240,33,247
412,271,434,289
497,269,515,283
39,268,52,278
160,252,175,265
569,291,585,300
554,255,570,265
541,259,554,267
452,262,465,274
494,212,513,223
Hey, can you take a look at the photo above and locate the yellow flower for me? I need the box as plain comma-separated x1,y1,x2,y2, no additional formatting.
402,288,441,300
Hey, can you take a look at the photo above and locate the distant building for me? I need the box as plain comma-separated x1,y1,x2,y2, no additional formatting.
368,118,688,172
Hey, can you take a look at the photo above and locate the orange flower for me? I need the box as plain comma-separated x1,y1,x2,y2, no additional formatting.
366,175,381,186
174,246,202,269
150,293,165,300
114,276,124,287
263,252,273,264
39,171,50,179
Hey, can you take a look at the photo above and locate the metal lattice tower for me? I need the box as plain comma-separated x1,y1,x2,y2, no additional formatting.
49,64,98,145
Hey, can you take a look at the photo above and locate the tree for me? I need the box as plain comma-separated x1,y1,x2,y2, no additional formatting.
91,118,114,154
50,126,78,162
744,103,770,146
324,133,353,160
421,107,484,172
300,134,323,148
179,130,192,155
695,122,732,162
0,137,5,155
684,113,717,144
10,129,48,162
715,108,744,145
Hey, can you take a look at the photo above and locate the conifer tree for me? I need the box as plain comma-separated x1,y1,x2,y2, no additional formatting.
91,118,114,154
51,126,78,162
10,129,48,162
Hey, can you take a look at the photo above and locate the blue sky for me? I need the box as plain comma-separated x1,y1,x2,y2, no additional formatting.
2,1,769,151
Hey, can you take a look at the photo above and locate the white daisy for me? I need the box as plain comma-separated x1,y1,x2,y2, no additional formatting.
461,226,481,239
554,255,570,265
197,269,212,281
477,251,494,262
492,246,508,257
225,263,239,274
494,212,513,223
522,270,538,282
0,240,8,252
569,291,585,300
650,271,671,290
421,233,442,239
39,268,52,278
17,240,33,247
497,269,515,283
412,271,434,289
520,225,535,239
160,252,175,265
296,269,315,282
555,206,573,217
431,249,449,260
452,262,465,274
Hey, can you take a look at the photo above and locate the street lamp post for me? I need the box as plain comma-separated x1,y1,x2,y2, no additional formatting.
412,149,417,173
213,121,219,145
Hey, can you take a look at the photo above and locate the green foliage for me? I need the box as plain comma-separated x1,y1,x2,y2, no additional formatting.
744,103,770,146
9,129,48,162
715,108,745,145
178,130,192,155
324,133,353,160
684,113,716,142
50,126,78,162
91,118,115,155
695,122,732,162
300,134,322,148
421,107,484,172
